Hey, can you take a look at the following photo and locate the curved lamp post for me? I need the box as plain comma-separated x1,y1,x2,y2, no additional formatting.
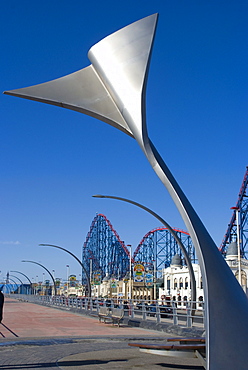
5,14,248,368
10,270,33,294
39,244,91,297
8,278,18,293
22,260,57,296
9,274,23,294
92,194,196,311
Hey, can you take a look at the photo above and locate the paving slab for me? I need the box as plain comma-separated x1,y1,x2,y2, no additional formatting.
0,297,204,369
0,297,165,338
58,346,204,370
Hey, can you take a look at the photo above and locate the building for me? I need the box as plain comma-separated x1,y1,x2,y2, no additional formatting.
159,242,248,307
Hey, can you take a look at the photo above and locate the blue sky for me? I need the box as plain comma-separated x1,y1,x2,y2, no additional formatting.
1,1,247,284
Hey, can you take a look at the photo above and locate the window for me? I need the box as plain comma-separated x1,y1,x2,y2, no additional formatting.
179,278,183,289
174,278,177,289
185,277,188,289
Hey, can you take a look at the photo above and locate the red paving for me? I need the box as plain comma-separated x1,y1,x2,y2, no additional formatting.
1,297,164,339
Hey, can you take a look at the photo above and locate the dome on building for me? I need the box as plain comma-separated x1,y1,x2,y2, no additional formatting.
102,275,109,282
171,254,182,267
226,241,238,257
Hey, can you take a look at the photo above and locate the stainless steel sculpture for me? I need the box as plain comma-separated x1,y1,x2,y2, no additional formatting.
4,14,248,369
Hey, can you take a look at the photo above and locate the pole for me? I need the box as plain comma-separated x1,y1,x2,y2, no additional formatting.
39,244,91,297
236,209,242,285
90,259,92,284
9,275,23,294
127,245,132,300
22,260,57,296
153,260,156,300
231,207,242,286
10,270,33,294
66,265,70,297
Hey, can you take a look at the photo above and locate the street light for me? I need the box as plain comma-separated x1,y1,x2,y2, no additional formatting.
230,206,242,285
39,244,91,297
9,274,23,294
127,245,132,300
8,278,18,293
153,260,156,301
22,260,57,296
92,194,196,309
10,270,33,294
66,265,70,297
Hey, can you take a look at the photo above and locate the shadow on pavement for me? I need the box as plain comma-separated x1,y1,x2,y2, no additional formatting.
158,363,204,369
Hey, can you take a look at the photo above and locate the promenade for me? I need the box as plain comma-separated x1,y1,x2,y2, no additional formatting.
0,297,204,369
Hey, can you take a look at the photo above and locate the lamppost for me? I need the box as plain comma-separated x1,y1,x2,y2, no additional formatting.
39,244,91,297
9,274,23,294
66,264,70,297
127,245,132,300
230,206,242,285
153,260,156,300
8,278,18,293
92,194,196,309
42,273,45,295
22,260,57,296
10,270,33,294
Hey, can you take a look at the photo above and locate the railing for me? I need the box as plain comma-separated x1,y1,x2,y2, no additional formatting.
13,295,205,329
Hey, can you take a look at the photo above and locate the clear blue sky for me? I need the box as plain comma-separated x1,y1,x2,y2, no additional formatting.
1,1,247,284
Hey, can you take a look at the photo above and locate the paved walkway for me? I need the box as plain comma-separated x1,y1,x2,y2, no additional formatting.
0,297,204,369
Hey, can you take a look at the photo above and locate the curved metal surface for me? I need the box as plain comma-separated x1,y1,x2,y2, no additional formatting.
10,270,32,285
39,244,91,297
93,194,197,309
22,260,57,296
10,270,33,294
4,14,248,369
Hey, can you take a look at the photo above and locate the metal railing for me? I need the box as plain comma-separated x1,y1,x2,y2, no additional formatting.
13,294,205,329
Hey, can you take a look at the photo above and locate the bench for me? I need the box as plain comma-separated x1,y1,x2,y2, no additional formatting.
98,306,111,323
111,308,124,327
128,338,206,369
98,307,124,326
167,337,205,344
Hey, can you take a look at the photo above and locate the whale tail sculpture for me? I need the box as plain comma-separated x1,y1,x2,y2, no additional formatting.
4,14,248,369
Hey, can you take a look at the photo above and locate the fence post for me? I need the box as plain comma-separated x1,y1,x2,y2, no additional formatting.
172,301,178,325
142,301,147,320
129,299,134,318
156,301,161,323
186,301,192,328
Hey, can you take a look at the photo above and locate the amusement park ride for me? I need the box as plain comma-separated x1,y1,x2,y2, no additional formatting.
81,167,248,283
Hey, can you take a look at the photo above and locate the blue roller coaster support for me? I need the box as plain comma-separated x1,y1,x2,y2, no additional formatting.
221,167,248,258
82,214,130,285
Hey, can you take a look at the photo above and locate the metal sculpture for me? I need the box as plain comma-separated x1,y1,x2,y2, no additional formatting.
82,214,130,283
4,14,248,369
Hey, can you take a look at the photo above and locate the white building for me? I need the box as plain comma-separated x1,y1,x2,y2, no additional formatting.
159,242,248,306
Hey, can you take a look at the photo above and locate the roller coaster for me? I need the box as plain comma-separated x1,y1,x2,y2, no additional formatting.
82,167,248,284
